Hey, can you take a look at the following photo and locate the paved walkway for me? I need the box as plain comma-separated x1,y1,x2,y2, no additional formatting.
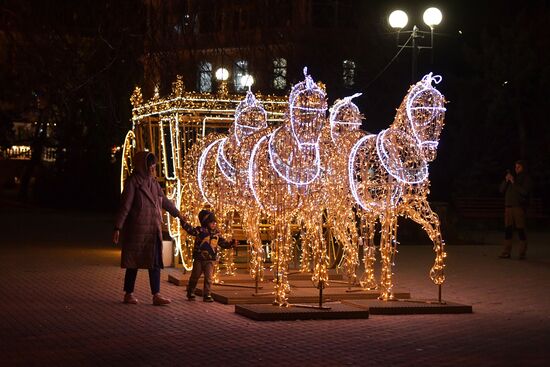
1,202,549,366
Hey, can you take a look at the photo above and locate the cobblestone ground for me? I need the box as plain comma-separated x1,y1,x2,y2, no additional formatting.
1,202,549,366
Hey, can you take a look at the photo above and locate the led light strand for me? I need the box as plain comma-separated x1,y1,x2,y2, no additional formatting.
248,135,269,210
233,90,268,146
329,93,363,143
216,137,236,184
197,138,224,204
348,134,375,211
120,130,136,193
268,127,321,186
288,67,328,148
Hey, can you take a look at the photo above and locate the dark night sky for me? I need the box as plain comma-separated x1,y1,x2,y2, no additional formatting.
1,0,548,209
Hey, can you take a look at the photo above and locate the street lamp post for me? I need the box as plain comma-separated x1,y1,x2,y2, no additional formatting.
388,7,443,82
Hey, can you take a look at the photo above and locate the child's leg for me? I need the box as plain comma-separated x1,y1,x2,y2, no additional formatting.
203,261,214,297
187,259,203,296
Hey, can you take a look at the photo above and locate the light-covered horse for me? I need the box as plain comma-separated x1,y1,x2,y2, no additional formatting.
237,68,328,305
309,94,373,287
181,91,269,275
348,73,447,300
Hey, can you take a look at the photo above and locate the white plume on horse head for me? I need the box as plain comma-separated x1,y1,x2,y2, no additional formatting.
329,92,363,143
405,72,446,161
288,67,328,147
233,90,268,145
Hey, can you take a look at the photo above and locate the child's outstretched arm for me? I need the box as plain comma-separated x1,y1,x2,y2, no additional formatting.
180,220,199,237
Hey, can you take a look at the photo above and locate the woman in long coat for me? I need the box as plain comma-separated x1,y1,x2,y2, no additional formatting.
113,151,185,305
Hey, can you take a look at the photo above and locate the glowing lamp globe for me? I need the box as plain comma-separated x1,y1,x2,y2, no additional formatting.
240,74,254,88
215,68,229,81
388,10,408,29
423,7,442,27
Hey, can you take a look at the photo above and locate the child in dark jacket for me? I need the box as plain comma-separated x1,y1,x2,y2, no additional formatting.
181,210,237,302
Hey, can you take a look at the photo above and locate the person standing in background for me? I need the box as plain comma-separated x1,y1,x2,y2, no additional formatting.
499,160,533,260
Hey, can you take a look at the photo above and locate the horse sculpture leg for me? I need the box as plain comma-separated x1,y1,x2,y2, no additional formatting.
379,213,398,300
359,212,378,290
329,209,359,289
298,220,312,273
219,210,237,276
403,199,446,286
304,212,329,290
242,209,264,285
272,215,293,306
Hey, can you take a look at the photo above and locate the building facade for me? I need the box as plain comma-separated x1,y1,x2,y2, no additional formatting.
142,0,384,99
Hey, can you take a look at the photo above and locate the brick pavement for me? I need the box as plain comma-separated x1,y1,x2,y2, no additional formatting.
0,202,549,366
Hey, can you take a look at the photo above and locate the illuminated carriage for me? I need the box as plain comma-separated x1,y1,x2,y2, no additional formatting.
121,71,448,305
120,76,286,270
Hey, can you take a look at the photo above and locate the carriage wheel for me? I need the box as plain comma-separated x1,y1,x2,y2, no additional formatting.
120,130,136,192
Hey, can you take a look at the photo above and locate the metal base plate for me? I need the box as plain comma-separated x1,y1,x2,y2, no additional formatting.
235,303,370,321
341,299,473,315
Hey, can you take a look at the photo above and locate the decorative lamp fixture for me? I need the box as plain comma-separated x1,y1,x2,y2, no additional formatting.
388,10,408,29
215,68,229,81
240,74,254,88
388,7,443,81
423,7,443,28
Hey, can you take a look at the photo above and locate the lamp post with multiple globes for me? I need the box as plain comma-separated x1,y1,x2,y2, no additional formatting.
388,7,443,82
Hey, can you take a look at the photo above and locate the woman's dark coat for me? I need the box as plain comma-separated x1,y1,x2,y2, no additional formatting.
115,151,180,269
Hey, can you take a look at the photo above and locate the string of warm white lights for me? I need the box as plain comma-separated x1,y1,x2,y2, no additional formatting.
120,130,136,193
267,127,321,186
158,115,187,269
216,138,237,183
358,216,377,290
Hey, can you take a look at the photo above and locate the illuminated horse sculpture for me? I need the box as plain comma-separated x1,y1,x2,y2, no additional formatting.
309,93,391,291
348,73,447,300
309,94,373,287
181,91,269,274
237,68,328,305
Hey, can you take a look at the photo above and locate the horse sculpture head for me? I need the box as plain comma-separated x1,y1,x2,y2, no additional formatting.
233,90,268,145
288,67,328,147
374,73,446,185
405,73,446,161
329,93,363,143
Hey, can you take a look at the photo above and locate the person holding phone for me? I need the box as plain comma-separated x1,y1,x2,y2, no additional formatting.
499,160,533,260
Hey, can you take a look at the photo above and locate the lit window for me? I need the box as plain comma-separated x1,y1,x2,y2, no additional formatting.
234,60,248,92
198,61,212,92
343,60,355,87
273,58,287,90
